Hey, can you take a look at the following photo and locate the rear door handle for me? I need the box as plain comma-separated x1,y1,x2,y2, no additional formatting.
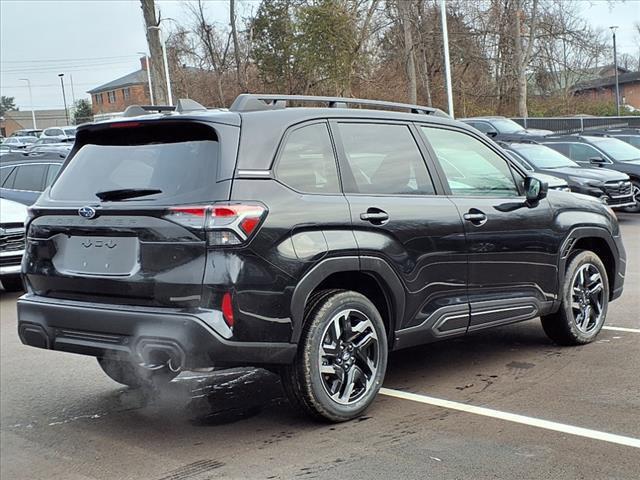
360,208,389,224
463,210,487,226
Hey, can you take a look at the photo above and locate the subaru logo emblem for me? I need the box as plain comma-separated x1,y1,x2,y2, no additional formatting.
78,206,96,219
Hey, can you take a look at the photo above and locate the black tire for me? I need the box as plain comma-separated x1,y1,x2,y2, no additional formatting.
97,355,178,388
541,250,609,346
1,277,24,292
281,290,388,422
622,180,640,213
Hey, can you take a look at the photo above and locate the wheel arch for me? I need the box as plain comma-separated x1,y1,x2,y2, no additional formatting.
290,256,405,348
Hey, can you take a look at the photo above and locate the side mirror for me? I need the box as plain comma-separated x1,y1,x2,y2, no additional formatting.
486,131,498,138
589,156,606,166
524,176,548,207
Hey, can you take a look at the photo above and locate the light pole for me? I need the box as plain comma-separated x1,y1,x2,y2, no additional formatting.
147,25,173,105
440,0,454,118
137,51,154,105
58,73,69,124
610,26,620,116
19,78,37,129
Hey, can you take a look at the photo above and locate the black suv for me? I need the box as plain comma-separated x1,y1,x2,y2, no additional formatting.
540,135,640,213
17,95,626,422
500,141,634,209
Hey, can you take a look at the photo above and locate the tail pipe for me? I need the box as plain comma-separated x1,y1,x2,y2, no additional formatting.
136,339,185,373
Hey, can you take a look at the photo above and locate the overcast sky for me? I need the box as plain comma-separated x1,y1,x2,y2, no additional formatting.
1,0,638,111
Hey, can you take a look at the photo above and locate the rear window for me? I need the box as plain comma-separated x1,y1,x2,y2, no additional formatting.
49,123,220,204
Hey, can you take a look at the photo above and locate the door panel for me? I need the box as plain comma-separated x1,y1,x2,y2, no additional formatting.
419,125,558,329
332,121,468,347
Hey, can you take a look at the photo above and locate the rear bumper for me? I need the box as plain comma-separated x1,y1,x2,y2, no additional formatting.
17,295,297,368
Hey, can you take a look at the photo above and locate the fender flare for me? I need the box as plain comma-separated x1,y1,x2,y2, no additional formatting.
290,256,406,344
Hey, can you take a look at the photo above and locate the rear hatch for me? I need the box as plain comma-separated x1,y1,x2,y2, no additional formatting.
24,120,234,307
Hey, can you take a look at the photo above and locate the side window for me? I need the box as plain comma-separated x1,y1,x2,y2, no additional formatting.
337,123,435,195
421,126,519,196
1,166,16,187
46,164,62,186
275,123,340,194
470,122,496,134
546,143,570,156
569,143,601,162
11,164,47,191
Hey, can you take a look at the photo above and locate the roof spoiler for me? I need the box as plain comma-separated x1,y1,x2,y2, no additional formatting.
122,99,207,117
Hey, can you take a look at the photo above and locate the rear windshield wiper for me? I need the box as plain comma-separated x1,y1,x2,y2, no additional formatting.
95,188,162,201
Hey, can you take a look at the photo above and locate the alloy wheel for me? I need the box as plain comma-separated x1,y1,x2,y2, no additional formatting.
571,263,605,334
318,309,380,405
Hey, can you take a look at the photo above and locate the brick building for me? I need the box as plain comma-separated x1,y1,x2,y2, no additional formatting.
88,57,151,115
572,71,640,109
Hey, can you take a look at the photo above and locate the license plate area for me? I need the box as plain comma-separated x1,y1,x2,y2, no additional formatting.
52,235,139,277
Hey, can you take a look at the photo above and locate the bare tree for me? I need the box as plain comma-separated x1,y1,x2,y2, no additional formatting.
230,0,247,91
513,0,539,117
140,0,168,104
396,0,417,103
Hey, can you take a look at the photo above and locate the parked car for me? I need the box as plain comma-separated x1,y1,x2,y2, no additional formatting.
502,151,570,191
17,95,625,422
460,116,553,140
2,136,37,149
27,136,73,150
0,145,15,157
0,197,27,291
10,129,42,138
540,135,640,213
41,126,76,139
585,128,640,149
0,152,66,205
501,141,634,209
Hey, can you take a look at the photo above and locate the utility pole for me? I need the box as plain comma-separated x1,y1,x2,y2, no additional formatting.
610,26,620,116
148,25,173,106
19,78,37,129
440,0,454,118
58,73,69,124
140,0,168,105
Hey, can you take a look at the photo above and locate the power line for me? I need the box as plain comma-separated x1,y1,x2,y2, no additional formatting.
2,61,138,74
0,55,140,64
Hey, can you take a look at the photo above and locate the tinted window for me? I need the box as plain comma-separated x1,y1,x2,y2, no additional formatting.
568,143,602,162
276,123,340,194
338,123,435,195
12,164,47,191
46,164,61,186
469,122,496,134
422,127,518,196
47,129,63,136
511,144,579,168
0,166,15,187
589,137,640,162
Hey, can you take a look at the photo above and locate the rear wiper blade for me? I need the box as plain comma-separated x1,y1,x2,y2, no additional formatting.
95,188,162,201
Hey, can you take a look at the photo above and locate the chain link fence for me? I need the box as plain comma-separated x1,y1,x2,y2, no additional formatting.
512,116,640,134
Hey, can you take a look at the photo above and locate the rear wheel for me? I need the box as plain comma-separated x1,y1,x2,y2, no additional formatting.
1,277,24,292
541,250,609,345
97,355,178,388
622,180,640,213
281,290,388,422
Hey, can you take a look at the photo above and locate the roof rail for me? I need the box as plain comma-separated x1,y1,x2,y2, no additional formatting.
122,99,207,117
229,94,449,117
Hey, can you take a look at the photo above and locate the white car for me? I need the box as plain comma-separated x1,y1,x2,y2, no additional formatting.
41,126,76,139
0,198,27,291
2,136,37,149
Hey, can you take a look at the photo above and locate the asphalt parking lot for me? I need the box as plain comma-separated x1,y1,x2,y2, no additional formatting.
1,214,638,480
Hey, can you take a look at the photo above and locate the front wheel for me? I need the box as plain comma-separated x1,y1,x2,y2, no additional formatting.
281,290,388,422
541,250,609,345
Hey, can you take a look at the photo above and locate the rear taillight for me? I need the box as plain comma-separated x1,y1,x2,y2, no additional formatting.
165,203,266,246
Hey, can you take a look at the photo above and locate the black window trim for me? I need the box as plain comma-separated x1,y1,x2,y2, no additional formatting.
328,118,444,198
548,141,614,164
415,123,526,199
271,119,344,196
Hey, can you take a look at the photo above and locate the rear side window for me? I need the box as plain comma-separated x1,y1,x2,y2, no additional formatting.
275,123,340,194
569,143,601,162
12,164,47,191
46,164,61,186
338,123,435,195
50,123,220,204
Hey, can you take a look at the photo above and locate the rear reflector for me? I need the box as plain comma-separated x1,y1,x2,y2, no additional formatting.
222,292,234,327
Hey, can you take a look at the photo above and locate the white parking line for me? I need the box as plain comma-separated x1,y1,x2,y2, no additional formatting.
379,388,640,449
603,326,640,334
